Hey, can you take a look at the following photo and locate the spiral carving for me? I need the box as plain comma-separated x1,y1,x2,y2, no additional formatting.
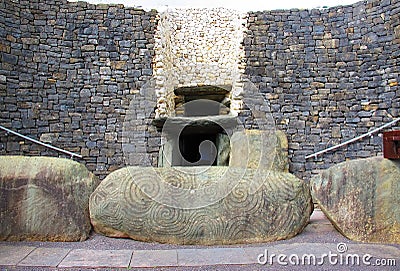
89,166,313,245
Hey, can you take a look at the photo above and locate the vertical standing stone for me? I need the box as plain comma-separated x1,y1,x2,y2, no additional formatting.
229,130,289,172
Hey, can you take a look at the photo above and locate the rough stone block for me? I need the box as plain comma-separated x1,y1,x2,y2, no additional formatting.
90,166,312,245
229,130,289,172
1,53,18,64
0,156,99,241
81,44,95,51
311,157,400,244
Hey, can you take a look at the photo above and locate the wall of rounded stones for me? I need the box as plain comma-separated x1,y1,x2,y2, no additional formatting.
243,0,400,179
153,8,247,118
0,0,399,181
0,0,159,179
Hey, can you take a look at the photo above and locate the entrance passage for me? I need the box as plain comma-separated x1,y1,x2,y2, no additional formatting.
178,133,217,166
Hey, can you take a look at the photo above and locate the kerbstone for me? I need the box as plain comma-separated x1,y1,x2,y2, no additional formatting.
0,156,99,241
0,245,36,266
229,130,289,172
311,157,400,244
90,166,312,245
58,249,132,268
18,247,71,267
130,250,178,267
177,248,253,266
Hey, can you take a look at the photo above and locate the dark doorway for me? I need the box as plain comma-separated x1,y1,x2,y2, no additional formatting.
178,133,217,166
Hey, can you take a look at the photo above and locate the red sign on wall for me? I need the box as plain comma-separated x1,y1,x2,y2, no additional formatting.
383,131,400,159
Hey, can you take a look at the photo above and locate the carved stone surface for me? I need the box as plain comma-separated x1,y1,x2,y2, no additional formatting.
0,156,99,241
90,166,312,245
311,157,400,244
229,130,289,172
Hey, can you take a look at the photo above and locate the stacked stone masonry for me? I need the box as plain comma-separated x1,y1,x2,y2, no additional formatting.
0,0,399,180
153,8,246,117
244,0,400,177
0,0,159,178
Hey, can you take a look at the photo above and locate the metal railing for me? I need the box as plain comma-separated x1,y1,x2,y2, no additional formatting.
0,125,82,159
305,117,400,159
2,116,399,161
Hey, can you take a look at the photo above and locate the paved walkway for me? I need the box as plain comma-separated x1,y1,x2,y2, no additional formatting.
1,241,399,269
0,210,399,270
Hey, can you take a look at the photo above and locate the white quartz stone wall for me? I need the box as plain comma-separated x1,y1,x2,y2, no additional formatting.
154,8,247,118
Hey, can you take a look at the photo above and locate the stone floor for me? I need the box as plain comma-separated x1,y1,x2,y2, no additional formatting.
0,210,399,271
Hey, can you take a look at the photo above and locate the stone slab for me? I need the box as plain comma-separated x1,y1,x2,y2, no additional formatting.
90,166,312,245
0,245,36,265
58,249,132,268
177,248,254,266
350,244,400,259
18,247,70,267
275,243,333,258
0,156,99,241
311,157,400,244
130,249,178,267
323,243,400,259
241,246,284,264
229,130,289,172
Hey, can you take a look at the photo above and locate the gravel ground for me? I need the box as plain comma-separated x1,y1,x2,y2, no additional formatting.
1,227,349,251
2,224,397,250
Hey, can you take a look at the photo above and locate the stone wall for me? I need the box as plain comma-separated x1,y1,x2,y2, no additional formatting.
0,0,399,181
244,0,400,178
0,0,159,178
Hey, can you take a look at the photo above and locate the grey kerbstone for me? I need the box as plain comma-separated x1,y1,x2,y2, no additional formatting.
311,157,400,244
0,156,99,241
0,245,36,266
18,248,71,267
58,249,132,268
177,248,253,266
229,130,289,172
90,166,312,245
131,250,178,267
